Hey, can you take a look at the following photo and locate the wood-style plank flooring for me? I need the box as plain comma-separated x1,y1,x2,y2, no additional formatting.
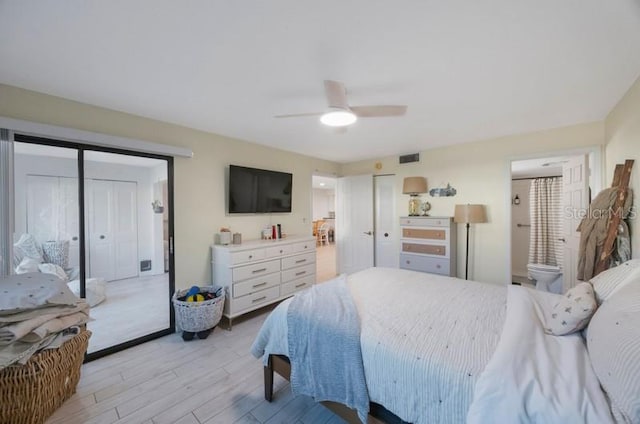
46,306,346,424
316,244,336,283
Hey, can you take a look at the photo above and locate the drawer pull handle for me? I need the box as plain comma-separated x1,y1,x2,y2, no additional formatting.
295,259,307,263
252,268,267,274
248,255,253,259
252,296,267,303
295,283,306,288
295,271,306,276
436,264,441,269
252,282,267,288
280,250,283,253
406,260,410,264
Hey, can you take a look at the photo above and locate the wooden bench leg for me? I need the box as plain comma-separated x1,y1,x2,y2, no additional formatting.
264,355,274,402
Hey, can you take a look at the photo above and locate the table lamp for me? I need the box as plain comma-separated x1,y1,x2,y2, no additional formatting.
403,177,427,216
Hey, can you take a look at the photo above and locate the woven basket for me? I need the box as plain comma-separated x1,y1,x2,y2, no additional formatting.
172,286,225,332
0,329,91,424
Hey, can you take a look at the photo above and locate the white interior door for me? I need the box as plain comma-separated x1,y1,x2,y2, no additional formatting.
87,179,139,281
336,174,374,274
114,181,138,280
26,175,58,244
59,177,80,269
88,179,115,281
374,175,398,268
562,155,589,292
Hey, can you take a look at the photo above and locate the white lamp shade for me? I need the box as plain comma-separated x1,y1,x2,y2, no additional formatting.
454,204,487,224
402,177,427,195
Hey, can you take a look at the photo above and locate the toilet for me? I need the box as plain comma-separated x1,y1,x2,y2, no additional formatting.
527,263,563,294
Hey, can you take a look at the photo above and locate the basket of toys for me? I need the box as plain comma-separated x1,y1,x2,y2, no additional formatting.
172,286,225,340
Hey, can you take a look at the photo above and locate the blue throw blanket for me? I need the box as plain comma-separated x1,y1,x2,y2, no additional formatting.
287,274,369,423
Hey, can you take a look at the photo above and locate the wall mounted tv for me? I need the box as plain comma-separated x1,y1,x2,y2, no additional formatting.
228,165,293,214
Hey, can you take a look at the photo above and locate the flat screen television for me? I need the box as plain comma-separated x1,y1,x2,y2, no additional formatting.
228,165,293,213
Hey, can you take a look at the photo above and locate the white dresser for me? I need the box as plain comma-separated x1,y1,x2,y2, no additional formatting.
211,235,316,328
399,216,457,277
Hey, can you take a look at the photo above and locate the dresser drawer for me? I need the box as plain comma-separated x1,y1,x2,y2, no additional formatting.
234,286,280,313
400,217,450,227
282,252,316,270
230,248,266,265
281,275,315,297
232,259,280,282
400,254,450,275
281,263,315,283
265,244,293,258
291,240,315,253
233,272,281,298
402,242,447,257
402,228,448,241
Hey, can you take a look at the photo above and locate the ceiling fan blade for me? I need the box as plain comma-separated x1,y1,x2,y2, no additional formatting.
351,105,408,117
324,80,349,109
274,112,324,118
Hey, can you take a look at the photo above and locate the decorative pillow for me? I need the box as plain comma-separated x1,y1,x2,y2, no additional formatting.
589,259,640,305
13,234,44,266
15,257,40,274
587,281,640,423
38,263,69,282
42,240,70,269
0,272,78,315
545,282,597,336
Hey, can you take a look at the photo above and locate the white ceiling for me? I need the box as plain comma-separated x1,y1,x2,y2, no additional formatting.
1,1,639,164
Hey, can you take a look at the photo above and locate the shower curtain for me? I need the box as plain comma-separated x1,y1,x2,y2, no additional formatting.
528,177,563,267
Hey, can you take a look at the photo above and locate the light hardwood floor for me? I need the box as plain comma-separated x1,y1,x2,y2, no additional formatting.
47,306,346,424
88,273,170,353
316,244,336,283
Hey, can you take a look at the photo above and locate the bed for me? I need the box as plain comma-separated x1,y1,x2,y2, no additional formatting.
251,265,640,423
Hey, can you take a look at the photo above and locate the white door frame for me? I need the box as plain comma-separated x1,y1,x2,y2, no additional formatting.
504,145,604,286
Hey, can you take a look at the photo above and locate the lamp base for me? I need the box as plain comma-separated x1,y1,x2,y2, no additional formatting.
408,196,421,216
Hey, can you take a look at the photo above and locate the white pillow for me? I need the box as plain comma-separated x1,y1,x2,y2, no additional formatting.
15,257,40,274
545,282,597,336
38,263,69,282
587,282,640,423
0,272,78,315
590,259,640,304
13,233,44,265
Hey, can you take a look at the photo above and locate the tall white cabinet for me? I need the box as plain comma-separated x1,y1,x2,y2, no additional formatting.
211,236,316,329
399,216,457,277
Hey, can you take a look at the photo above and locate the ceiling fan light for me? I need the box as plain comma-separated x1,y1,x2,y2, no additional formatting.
320,110,357,127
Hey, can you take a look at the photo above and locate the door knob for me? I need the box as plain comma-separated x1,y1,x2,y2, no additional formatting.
363,231,372,235
558,238,566,242
100,235,105,240
384,233,389,237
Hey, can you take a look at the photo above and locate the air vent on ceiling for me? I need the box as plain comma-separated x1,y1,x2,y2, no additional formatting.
399,153,419,164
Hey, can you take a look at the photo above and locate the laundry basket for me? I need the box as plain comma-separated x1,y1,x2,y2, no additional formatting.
172,286,225,332
0,329,91,424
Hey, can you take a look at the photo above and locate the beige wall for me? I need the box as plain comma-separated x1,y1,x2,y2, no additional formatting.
0,84,339,288
340,122,605,285
605,74,640,258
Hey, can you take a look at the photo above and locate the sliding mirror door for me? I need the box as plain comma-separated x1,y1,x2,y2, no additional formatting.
83,151,172,355
13,142,80,290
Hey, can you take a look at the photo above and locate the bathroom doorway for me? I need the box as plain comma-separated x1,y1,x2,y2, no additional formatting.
510,149,602,292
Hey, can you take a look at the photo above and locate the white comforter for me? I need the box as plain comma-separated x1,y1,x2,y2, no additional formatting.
467,285,613,423
252,267,507,423
252,268,614,423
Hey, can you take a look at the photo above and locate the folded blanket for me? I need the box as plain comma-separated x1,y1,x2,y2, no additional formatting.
287,274,369,423
20,311,90,343
0,300,89,344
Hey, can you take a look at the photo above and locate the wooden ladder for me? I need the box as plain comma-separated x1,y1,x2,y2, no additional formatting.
594,159,634,275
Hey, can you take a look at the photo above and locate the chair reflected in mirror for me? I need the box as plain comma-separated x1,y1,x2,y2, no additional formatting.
317,223,329,246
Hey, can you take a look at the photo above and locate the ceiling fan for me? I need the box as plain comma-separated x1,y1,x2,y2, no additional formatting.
274,80,408,127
